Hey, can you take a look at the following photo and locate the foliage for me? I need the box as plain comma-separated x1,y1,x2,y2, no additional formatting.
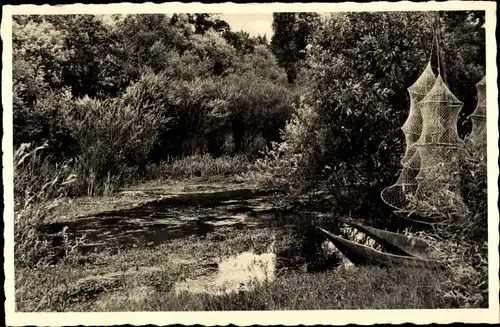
172,13,230,36
189,30,237,76
14,142,78,268
12,17,69,100
235,45,288,82
146,154,251,180
13,13,295,187
119,48,294,158
220,70,296,154
266,12,485,207
304,13,433,187
253,97,318,188
408,148,488,307
440,11,486,138
46,15,129,98
224,30,259,54
271,13,320,83
64,95,166,195
12,17,74,156
13,89,79,160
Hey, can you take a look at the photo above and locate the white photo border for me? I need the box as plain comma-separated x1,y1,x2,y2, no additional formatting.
2,2,498,325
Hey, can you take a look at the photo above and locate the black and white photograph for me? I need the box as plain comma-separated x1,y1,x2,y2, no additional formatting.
2,2,498,325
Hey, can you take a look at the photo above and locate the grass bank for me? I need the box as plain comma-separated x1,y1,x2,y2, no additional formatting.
13,147,486,312
15,226,452,312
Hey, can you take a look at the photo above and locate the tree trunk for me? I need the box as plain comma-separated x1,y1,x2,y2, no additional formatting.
207,130,223,157
232,121,245,154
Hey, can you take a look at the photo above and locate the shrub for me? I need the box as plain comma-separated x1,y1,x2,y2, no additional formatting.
252,98,319,189
64,95,166,195
404,147,487,307
221,71,296,155
121,69,221,158
14,142,78,267
14,89,79,161
189,30,237,76
442,155,487,307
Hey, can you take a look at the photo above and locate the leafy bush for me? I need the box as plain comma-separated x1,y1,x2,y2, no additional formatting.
262,12,484,209
425,152,487,307
46,14,130,98
122,69,221,158
14,89,79,161
63,95,166,195
300,12,433,187
13,14,296,168
221,71,296,154
189,30,237,76
12,16,69,95
252,98,319,188
271,13,320,83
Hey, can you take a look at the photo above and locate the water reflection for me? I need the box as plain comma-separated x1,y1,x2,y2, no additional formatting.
174,251,276,295
40,188,285,256
42,186,388,272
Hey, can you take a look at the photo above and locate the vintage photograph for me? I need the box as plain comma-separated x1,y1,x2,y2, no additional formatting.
2,1,498,325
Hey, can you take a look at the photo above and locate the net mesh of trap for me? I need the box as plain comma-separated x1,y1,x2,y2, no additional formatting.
465,76,487,159
381,61,485,216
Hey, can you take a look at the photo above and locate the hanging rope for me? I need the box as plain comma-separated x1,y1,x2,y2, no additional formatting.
434,12,441,76
428,33,436,71
434,11,447,83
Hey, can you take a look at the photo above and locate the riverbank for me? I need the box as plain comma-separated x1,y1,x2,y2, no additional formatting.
15,177,459,311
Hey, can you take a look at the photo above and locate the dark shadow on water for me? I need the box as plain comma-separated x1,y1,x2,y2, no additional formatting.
39,186,423,271
39,189,345,273
274,228,343,273
92,188,283,215
272,216,346,274
39,188,288,256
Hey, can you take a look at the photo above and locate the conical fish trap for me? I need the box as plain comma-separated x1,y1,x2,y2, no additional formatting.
466,76,487,158
382,71,467,215
381,62,436,210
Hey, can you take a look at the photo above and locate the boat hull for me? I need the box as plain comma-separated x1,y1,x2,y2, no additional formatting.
316,227,444,269
342,220,437,259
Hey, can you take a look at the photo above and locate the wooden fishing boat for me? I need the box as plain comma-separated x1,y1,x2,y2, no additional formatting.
316,226,444,268
340,219,437,259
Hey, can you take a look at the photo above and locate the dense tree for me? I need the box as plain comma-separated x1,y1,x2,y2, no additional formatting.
170,13,231,37
46,15,128,98
190,13,231,36
114,14,192,80
256,34,268,45
439,11,486,138
272,11,485,209
189,30,237,76
224,45,295,153
270,13,320,83
12,17,75,155
223,30,258,54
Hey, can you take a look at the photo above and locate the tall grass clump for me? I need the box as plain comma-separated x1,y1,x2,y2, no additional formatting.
64,95,167,196
14,142,78,267
147,154,251,180
445,153,487,308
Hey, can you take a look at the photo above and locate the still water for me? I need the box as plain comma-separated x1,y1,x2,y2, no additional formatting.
174,251,277,295
45,186,389,295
